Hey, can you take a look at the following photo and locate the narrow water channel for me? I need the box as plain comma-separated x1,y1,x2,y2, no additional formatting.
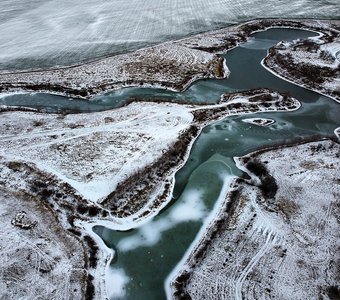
2,28,339,299
0,29,322,111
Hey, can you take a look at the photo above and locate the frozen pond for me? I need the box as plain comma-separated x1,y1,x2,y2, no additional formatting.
0,0,339,71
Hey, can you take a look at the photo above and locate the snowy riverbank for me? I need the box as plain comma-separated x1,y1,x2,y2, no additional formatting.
1,19,339,99
171,137,340,299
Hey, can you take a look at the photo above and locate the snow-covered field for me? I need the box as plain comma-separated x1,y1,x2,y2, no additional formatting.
172,139,340,299
0,90,297,208
1,0,339,71
0,189,86,299
0,43,226,98
0,102,194,203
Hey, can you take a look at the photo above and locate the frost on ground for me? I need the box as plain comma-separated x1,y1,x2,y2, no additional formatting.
0,89,297,218
0,157,110,299
0,102,193,204
172,139,340,300
0,90,299,299
0,188,86,299
263,21,340,102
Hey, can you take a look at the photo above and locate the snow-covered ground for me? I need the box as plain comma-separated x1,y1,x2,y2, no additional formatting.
171,139,340,299
263,26,340,102
0,43,227,98
1,0,339,71
0,189,86,299
0,90,297,208
0,102,194,203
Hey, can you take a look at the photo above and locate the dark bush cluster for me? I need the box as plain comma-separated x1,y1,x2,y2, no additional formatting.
67,228,81,236
246,159,278,199
260,175,278,199
84,236,98,268
327,286,340,300
173,271,192,300
88,205,100,217
296,63,337,84
77,203,88,214
102,125,200,216
85,274,95,300
248,94,273,102
247,160,268,177
67,215,75,226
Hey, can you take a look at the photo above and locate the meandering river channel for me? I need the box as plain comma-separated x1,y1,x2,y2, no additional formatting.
2,28,339,299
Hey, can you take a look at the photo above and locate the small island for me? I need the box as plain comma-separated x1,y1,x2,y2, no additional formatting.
242,117,275,126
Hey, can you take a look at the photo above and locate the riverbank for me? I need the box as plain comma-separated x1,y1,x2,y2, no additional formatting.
0,19,339,99
0,44,228,99
171,137,340,299
0,88,298,218
0,89,299,299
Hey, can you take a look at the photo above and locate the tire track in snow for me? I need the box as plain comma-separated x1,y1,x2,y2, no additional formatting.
234,231,276,300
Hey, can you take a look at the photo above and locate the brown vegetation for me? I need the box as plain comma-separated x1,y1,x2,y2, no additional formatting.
101,125,200,217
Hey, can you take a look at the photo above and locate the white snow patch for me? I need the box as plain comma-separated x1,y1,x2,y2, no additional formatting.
222,58,230,78
169,189,206,223
106,268,129,299
117,189,205,252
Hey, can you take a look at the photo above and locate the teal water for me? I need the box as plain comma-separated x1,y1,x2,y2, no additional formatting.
2,28,339,299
